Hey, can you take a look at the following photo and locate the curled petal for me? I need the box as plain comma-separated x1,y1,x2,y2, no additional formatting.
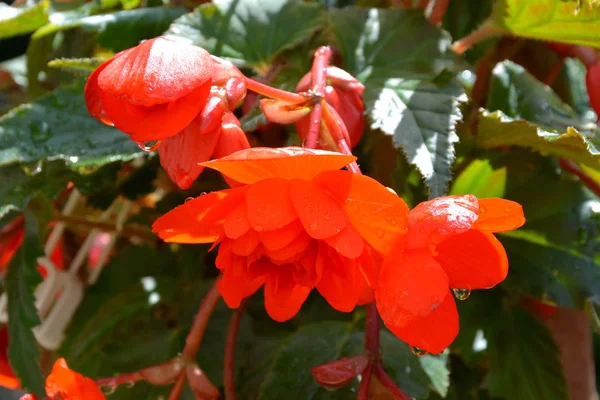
259,220,304,251
212,113,250,159
386,292,459,354
84,57,116,125
435,230,508,289
267,230,312,262
246,178,297,231
218,250,264,308
264,266,311,322
261,98,312,124
376,249,449,327
311,355,369,390
474,198,525,232
46,358,106,400
231,229,261,256
200,147,356,184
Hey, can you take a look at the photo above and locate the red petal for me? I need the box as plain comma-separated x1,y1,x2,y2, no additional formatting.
201,147,356,184
223,202,251,239
231,229,261,256
324,224,364,259
84,56,116,125
264,266,311,322
376,249,449,327
46,358,106,400
311,355,369,390
260,98,311,124
98,37,213,106
218,249,264,308
212,113,250,159
258,220,304,251
316,251,362,312
159,118,221,189
474,198,525,232
408,195,479,248
435,230,508,289
245,178,297,231
289,179,348,239
266,230,312,262
315,170,409,255
293,243,321,287
386,291,458,354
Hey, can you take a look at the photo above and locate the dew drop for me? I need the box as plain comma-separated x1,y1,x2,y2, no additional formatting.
504,207,512,214
136,140,163,152
410,346,428,356
124,381,135,388
452,288,471,300
255,224,263,231
30,121,52,143
324,213,331,220
351,203,359,211
480,206,487,213
185,197,194,203
310,221,319,231
101,384,117,395
376,230,384,238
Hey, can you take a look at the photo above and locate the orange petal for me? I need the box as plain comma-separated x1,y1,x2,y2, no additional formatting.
245,178,297,231
324,224,364,259
259,220,304,251
158,117,221,189
316,251,361,312
212,113,250,159
290,179,348,239
264,267,311,322
435,230,508,290
266,231,312,262
293,243,321,287
357,246,380,288
201,147,356,184
407,195,479,248
231,229,261,256
376,249,449,327
474,198,526,232
218,250,264,308
46,358,106,400
385,291,458,354
315,170,409,255
223,202,251,239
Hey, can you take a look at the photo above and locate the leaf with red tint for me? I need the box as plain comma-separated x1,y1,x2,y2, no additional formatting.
474,198,525,232
311,355,369,390
200,147,356,184
45,358,106,400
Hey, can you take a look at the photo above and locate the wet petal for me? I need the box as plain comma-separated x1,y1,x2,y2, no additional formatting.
218,250,264,308
316,251,361,312
324,224,364,259
290,179,348,239
315,170,409,255
84,56,117,125
408,195,479,248
246,178,297,231
266,231,312,262
231,229,261,256
294,244,321,287
376,249,449,327
435,230,508,289
201,147,356,184
223,202,251,239
46,358,106,400
259,220,304,251
385,292,458,354
212,113,250,159
264,266,311,322
474,198,526,232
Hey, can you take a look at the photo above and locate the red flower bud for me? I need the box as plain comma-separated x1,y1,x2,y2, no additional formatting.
311,355,369,390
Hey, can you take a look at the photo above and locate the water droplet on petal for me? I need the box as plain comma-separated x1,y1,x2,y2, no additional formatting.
324,213,331,220
101,384,117,395
411,346,428,356
185,197,194,203
504,208,512,214
136,140,163,152
376,230,384,238
452,288,471,300
351,203,359,211
310,221,319,231
124,381,135,388
480,206,487,213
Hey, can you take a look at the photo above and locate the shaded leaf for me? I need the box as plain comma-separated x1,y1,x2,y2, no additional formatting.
0,1,49,40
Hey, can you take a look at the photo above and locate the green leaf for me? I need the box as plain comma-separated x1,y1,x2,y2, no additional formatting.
5,206,46,396
328,7,466,197
165,0,323,69
491,0,600,48
479,61,600,172
48,57,104,74
486,306,568,400
0,0,49,40
0,82,142,168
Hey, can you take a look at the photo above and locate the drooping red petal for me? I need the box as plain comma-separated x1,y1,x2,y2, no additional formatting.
311,355,369,390
159,117,221,190
316,250,362,312
97,37,213,106
217,248,264,308
84,56,117,126
376,249,449,327
46,358,106,400
231,229,261,256
407,195,479,249
289,179,349,239
435,230,508,290
386,291,459,354
324,224,364,259
293,243,321,287
474,198,526,232
259,220,304,251
315,170,409,255
223,202,251,239
264,266,311,322
200,147,356,184
245,178,297,231
212,113,250,159
266,230,312,262
0,326,18,389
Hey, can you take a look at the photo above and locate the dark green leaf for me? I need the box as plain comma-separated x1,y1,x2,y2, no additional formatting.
486,306,568,400
329,7,466,197
5,206,46,396
0,0,49,40
166,0,323,68
0,82,142,168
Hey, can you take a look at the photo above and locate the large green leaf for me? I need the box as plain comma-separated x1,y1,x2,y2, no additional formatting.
0,82,141,168
490,0,600,48
479,61,600,172
486,306,568,400
5,206,46,396
0,0,49,40
165,0,323,69
329,7,466,198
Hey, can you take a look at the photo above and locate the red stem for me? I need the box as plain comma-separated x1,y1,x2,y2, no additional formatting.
374,364,412,400
245,77,308,104
451,21,506,55
96,372,144,388
168,373,187,400
417,0,430,8
544,57,566,86
357,363,374,400
364,303,381,359
305,46,332,149
559,159,600,196
224,300,248,400
429,0,450,25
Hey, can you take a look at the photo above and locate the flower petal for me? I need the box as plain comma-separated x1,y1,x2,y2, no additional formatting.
386,292,458,354
218,247,264,308
315,170,409,255
231,229,261,256
223,202,251,239
84,56,117,125
316,250,362,312
46,358,106,400
201,147,356,184
259,220,304,251
324,224,364,259
376,249,449,327
290,179,348,239
408,195,479,248
435,230,508,289
212,113,250,159
245,178,297,231
266,230,312,262
474,198,526,232
264,266,311,322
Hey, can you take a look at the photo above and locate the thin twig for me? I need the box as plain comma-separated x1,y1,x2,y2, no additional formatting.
168,373,187,400
305,47,332,149
544,57,566,86
357,363,373,400
224,300,249,400
451,21,506,55
245,77,307,103
374,364,412,400
429,0,450,25
559,159,600,196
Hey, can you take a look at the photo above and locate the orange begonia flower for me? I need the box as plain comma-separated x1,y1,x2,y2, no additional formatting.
45,358,105,400
153,147,410,320
0,326,19,389
376,195,525,354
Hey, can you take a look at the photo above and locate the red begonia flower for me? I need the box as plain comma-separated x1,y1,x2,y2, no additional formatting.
376,195,525,354
153,147,409,320
45,358,105,400
85,36,213,141
0,326,19,389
